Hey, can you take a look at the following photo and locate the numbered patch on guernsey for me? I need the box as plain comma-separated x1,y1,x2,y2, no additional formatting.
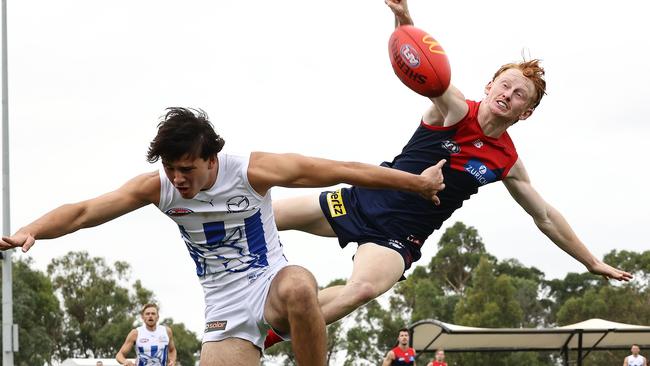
326,190,347,217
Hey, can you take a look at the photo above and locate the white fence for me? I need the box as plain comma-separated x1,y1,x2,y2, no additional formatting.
60,359,134,366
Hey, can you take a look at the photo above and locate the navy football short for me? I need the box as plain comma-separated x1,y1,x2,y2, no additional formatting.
318,187,422,272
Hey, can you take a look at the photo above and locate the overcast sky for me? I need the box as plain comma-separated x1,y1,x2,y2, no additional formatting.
2,0,649,340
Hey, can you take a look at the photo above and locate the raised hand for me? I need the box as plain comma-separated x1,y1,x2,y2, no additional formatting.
385,0,412,26
589,260,633,281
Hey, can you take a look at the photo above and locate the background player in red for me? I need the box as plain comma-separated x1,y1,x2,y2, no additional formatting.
268,0,632,339
382,328,416,366
427,349,447,366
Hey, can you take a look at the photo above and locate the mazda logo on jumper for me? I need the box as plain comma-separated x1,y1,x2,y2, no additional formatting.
226,195,250,212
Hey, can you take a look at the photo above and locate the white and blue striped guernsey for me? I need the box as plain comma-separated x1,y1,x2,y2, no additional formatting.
135,324,169,366
157,153,285,289
627,355,646,366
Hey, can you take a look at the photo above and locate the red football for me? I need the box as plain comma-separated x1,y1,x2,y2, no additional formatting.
388,25,451,97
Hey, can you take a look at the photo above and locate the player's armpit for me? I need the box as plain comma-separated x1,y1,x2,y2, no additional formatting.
427,85,468,127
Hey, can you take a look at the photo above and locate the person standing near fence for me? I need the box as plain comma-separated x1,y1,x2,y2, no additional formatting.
624,344,647,366
382,328,416,366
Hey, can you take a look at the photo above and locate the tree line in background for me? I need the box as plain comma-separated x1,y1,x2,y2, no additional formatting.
0,251,201,366
265,222,650,366
1,221,648,365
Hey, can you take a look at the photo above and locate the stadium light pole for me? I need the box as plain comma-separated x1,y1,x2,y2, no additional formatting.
1,0,16,364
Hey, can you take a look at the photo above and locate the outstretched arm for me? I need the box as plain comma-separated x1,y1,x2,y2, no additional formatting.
382,350,396,366
248,152,445,203
503,159,632,281
385,0,468,126
385,0,413,27
0,172,160,253
116,329,138,366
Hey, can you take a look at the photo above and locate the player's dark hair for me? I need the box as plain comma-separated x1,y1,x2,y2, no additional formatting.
147,107,225,163
392,327,411,347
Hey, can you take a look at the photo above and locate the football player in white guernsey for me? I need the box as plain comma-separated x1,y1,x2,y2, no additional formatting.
0,107,445,366
116,303,177,366
625,344,647,366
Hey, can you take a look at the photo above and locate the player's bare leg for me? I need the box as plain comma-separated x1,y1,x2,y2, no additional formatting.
319,243,404,323
200,338,261,366
274,195,404,324
264,265,326,366
273,194,336,236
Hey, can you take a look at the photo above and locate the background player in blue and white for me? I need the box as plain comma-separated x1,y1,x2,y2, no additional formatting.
624,344,647,366
0,108,445,365
116,303,177,366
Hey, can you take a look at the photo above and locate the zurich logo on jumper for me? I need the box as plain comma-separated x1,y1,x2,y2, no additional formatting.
464,159,497,185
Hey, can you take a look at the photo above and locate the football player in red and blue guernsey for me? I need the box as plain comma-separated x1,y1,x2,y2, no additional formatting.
427,349,447,366
263,0,633,344
382,328,417,366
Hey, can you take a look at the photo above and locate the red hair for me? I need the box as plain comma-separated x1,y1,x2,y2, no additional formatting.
492,59,546,108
